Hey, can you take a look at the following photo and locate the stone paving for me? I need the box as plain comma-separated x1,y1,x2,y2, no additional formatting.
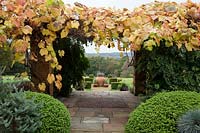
60,91,141,133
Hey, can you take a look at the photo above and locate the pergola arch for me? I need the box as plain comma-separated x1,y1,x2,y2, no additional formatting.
0,0,200,95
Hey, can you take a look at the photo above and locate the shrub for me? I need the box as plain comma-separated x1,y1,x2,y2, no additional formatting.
84,77,93,82
111,82,122,90
25,92,71,133
84,81,92,89
119,83,129,91
0,83,42,132
178,109,200,133
125,91,200,133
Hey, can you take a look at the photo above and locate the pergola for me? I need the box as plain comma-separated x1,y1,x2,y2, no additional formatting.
0,0,200,95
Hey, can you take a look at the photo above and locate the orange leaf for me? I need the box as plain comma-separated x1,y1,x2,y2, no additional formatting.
47,74,55,84
22,25,33,35
38,83,46,92
56,74,62,81
40,48,48,56
25,9,36,19
55,80,62,90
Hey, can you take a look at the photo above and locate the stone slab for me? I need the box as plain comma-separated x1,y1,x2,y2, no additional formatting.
71,123,103,132
82,117,109,124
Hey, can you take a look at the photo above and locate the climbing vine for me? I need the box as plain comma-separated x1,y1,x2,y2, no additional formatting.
0,0,200,92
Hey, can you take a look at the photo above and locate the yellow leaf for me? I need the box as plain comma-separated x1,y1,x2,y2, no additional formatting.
42,29,55,36
4,20,13,28
47,74,55,84
48,21,62,32
38,83,46,92
185,43,193,51
38,41,45,48
58,50,65,57
55,80,62,90
47,45,54,51
22,25,32,35
40,48,48,56
45,54,52,62
56,65,62,70
71,20,80,29
14,53,25,64
56,74,62,81
12,39,29,52
143,40,156,51
60,27,69,38
20,72,28,77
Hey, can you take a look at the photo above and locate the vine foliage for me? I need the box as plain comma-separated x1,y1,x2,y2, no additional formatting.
136,41,200,94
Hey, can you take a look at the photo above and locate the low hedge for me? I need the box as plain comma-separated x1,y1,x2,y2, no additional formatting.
85,81,92,89
25,92,70,133
111,82,122,90
84,77,93,82
109,78,118,83
125,91,200,133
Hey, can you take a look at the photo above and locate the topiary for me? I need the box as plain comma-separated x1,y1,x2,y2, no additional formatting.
25,92,71,133
125,91,200,133
178,109,200,133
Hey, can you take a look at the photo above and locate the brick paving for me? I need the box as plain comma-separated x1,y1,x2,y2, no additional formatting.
60,91,141,133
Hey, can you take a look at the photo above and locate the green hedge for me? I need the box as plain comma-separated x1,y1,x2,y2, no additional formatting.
85,81,92,89
125,91,200,133
25,92,70,133
111,82,122,90
84,77,93,82
109,78,118,84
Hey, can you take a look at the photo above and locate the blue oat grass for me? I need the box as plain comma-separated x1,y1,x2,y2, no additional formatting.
178,109,200,133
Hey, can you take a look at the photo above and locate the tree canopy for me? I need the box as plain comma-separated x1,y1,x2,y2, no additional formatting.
0,0,200,91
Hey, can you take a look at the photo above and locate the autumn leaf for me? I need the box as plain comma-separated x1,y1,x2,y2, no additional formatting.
55,80,62,90
21,72,28,77
22,25,33,35
38,83,46,92
58,50,65,57
38,41,45,48
13,53,25,64
47,45,54,51
47,74,55,84
12,40,29,52
4,21,13,28
45,54,52,62
71,20,80,29
60,27,69,38
56,74,62,81
24,9,36,19
40,48,48,56
56,65,62,71
143,39,156,51
16,0,26,6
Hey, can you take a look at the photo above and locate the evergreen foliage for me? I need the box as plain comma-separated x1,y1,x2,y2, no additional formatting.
125,91,200,133
136,41,200,94
53,37,89,96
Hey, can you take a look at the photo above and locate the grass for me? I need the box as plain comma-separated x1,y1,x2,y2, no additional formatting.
120,78,133,89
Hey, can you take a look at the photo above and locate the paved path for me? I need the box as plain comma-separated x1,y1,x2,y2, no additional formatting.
60,91,140,133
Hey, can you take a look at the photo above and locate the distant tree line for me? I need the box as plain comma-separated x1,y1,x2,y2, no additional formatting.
85,56,133,78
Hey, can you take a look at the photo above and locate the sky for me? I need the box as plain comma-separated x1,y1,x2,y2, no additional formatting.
63,0,199,53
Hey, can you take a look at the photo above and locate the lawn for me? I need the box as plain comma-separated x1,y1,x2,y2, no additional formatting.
120,78,133,89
